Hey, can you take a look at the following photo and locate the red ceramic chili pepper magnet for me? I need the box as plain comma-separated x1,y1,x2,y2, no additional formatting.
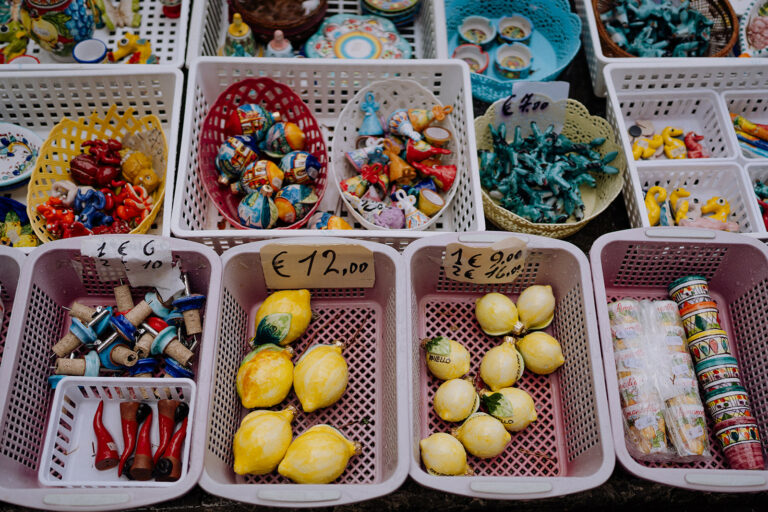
118,402,152,477
93,400,119,471
154,399,180,464
155,415,189,482
128,409,154,481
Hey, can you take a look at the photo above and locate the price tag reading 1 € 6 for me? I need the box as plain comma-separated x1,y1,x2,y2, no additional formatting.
261,244,376,289
81,238,185,301
442,237,528,284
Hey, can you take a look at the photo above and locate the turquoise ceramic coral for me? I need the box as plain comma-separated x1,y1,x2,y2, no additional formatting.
305,14,412,59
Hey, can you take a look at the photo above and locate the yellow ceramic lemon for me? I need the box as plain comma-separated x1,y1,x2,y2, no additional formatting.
481,387,537,432
236,344,294,408
475,293,523,336
277,425,360,484
293,341,348,412
233,406,295,475
422,336,471,380
252,289,312,346
479,336,525,391
452,412,510,459
433,378,479,422
516,285,555,332
420,433,473,476
517,332,565,375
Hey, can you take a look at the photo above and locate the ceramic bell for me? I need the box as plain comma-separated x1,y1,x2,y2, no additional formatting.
308,211,353,230
345,145,388,172
227,104,280,139
407,106,454,132
224,13,257,57
261,122,306,158
232,160,284,195
360,162,390,198
394,188,430,228
264,30,294,58
413,160,457,191
340,175,369,198
216,135,260,185
274,184,318,223
382,139,416,184
359,92,384,137
343,191,388,224
405,139,452,162
238,186,279,229
387,110,422,141
280,151,321,184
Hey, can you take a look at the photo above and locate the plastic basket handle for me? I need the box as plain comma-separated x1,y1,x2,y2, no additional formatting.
685,472,766,487
44,493,131,507
469,481,553,495
456,233,531,244
257,489,342,503
643,227,717,240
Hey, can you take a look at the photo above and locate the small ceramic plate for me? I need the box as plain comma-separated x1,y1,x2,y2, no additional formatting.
305,14,413,59
0,123,42,190
739,0,768,56
363,0,420,14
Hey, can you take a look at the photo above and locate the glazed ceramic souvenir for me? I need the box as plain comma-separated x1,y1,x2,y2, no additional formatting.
280,150,321,184
224,13,258,57
387,110,421,141
458,16,495,48
305,14,412,59
412,160,457,191
262,122,306,158
373,205,405,228
226,104,280,139
233,159,284,195
740,0,768,57
274,184,318,223
359,92,384,137
265,30,294,57
215,135,260,185
342,191,387,224
0,122,42,190
238,186,279,229
423,126,452,147
394,188,430,228
308,211,353,229
418,189,445,216
23,0,95,61
361,0,421,28
498,15,533,45
451,44,489,74
72,38,107,63
495,43,532,79
405,105,453,132
107,33,158,64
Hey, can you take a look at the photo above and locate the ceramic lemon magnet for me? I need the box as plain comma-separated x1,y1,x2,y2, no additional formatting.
278,424,360,484
251,289,312,346
481,387,537,432
516,285,555,332
479,336,525,391
475,292,523,336
433,378,480,422
293,340,349,412
233,406,296,475
236,344,294,408
516,331,565,374
452,412,510,459
420,433,473,476
421,336,470,380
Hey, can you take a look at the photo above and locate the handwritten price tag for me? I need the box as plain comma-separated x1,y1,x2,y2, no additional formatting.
261,244,376,289
442,237,528,284
81,238,185,301
494,81,569,138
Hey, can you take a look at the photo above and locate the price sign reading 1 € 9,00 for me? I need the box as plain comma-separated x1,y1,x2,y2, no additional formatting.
442,237,528,284
261,244,376,289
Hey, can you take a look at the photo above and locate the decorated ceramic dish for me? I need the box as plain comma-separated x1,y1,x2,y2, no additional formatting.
0,123,42,190
305,14,413,59
361,0,422,26
740,0,768,57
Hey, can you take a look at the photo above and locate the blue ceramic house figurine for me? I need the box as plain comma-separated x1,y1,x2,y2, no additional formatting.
359,92,384,136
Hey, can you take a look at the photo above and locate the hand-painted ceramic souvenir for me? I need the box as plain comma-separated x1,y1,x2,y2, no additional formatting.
394,188,430,228
305,14,412,59
215,135,260,185
361,0,421,28
0,196,39,247
383,141,415,184
458,16,495,48
373,205,405,228
340,175,369,198
308,211,353,229
387,110,421,141
238,186,279,229
23,0,95,61
224,13,257,57
72,38,107,63
261,122,306,158
405,105,453,132
740,0,768,57
346,144,388,172
412,160,457,191
274,184,318,223
451,44,489,74
498,15,533,45
264,29,294,58
687,330,731,364
714,416,764,470
668,275,711,307
418,188,445,216
695,355,741,392
0,122,42,190
359,92,384,137
226,104,280,139
280,150,321,184
342,191,387,224
423,126,452,147
495,43,532,79
233,160,284,195
405,139,452,162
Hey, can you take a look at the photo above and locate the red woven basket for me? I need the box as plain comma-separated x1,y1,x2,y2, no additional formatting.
198,77,328,230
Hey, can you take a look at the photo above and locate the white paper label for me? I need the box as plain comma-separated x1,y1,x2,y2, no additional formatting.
687,425,705,439
494,81,570,137
672,363,690,376
666,335,684,346
634,415,657,430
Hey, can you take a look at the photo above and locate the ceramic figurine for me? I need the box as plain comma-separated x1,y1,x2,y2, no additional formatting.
224,13,257,57
405,105,453,132
670,187,691,225
359,92,384,137
308,211,352,230
684,132,708,158
662,127,687,159
644,186,666,226
701,196,731,223
405,139,452,162
340,175,369,198
632,134,662,160
360,162,390,198
342,191,387,224
274,184,318,224
412,160,457,192
279,151,321,184
232,159,284,195
216,135,260,185
107,33,159,63
238,186,279,229
261,122,306,158
393,188,430,228
345,144,388,172
121,149,160,193
382,139,415,184
97,0,141,30
0,5,29,64
23,0,95,60
227,104,279,139
387,110,422,141
373,205,405,229
678,196,739,231
263,29,294,57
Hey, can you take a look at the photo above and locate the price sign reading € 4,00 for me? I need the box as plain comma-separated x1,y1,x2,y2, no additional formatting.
442,237,528,284
261,244,376,289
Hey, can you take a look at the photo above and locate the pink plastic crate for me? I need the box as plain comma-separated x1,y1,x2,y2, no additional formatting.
0,236,222,511
201,237,408,507
404,233,613,499
591,227,768,491
0,246,24,370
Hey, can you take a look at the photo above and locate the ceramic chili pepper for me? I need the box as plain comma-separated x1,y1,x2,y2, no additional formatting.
93,401,119,471
156,415,189,482
154,401,189,464
61,221,92,238
128,409,154,480
405,139,452,163
37,197,75,237
92,220,131,234
74,188,113,229
115,184,153,223
118,402,152,477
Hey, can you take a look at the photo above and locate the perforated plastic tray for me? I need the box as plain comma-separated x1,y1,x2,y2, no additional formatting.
591,227,768,491
185,0,445,64
0,246,24,370
0,235,221,511
0,68,183,252
172,58,484,253
1,1,189,68
201,237,407,507
404,232,613,499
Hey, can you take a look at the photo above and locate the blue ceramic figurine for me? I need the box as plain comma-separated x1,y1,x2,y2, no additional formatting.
359,92,384,136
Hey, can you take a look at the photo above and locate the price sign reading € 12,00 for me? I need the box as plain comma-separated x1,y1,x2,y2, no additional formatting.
442,237,528,284
261,244,376,289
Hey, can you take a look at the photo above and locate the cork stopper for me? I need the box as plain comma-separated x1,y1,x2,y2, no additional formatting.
132,372,152,378
55,358,86,375
135,332,154,359
120,401,140,421
163,339,194,367
114,284,135,312
155,455,182,482
129,454,153,481
182,309,202,336
110,345,139,367
158,399,179,420
125,301,153,327
69,302,96,322
52,332,81,358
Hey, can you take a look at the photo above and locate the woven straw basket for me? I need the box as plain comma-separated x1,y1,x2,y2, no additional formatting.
593,0,738,58
476,99,626,238
332,79,460,230
27,105,167,243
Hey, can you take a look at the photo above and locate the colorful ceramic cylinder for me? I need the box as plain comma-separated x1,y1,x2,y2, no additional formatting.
695,355,742,392
679,301,722,338
668,275,711,308
24,0,95,61
704,385,753,423
687,329,731,364
714,416,764,470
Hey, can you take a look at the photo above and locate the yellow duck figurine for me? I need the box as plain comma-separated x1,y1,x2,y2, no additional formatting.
252,289,312,346
107,33,159,63
277,424,360,484
631,134,663,160
644,186,667,226
669,187,691,225
701,196,730,222
233,406,296,475
661,127,687,159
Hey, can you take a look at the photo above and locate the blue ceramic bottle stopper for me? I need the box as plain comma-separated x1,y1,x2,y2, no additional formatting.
359,92,384,136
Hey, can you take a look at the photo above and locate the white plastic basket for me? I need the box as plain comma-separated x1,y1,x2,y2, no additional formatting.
0,235,221,511
0,245,24,370
38,377,195,487
0,1,189,68
0,67,183,252
201,237,408,507
404,232,614,499
172,58,484,253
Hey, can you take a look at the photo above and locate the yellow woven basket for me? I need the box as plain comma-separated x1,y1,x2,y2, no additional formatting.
27,105,167,243
475,99,626,239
